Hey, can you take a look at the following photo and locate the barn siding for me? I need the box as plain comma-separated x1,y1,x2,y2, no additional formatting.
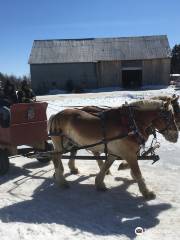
142,58,170,85
31,62,97,93
97,61,122,87
31,58,170,93
161,58,171,84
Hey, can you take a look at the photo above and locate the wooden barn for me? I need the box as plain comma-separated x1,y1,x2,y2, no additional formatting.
28,35,171,93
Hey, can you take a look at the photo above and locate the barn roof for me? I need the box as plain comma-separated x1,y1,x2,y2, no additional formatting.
28,35,171,64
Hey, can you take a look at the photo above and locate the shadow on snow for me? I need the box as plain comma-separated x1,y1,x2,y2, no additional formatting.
0,172,171,239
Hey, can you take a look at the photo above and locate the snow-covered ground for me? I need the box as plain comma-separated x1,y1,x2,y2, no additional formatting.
0,86,180,240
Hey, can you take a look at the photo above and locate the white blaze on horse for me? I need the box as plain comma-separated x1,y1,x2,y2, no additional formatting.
48,99,178,200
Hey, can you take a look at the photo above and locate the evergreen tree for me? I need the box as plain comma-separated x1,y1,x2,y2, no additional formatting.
0,72,31,89
171,44,180,73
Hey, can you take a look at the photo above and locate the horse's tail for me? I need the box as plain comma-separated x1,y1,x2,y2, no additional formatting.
48,114,58,135
48,112,68,153
48,111,66,136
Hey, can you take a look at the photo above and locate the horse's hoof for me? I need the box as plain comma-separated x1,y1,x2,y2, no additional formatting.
106,170,111,175
144,191,156,200
58,180,70,189
96,184,108,191
62,181,70,189
70,169,79,175
118,163,129,170
53,173,70,189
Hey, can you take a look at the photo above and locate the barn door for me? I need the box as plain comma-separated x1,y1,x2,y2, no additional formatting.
122,70,142,88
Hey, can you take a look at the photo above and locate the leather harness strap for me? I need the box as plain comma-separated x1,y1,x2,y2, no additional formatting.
49,106,147,156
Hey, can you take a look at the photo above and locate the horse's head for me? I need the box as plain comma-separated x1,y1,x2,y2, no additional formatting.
152,100,178,143
152,94,180,131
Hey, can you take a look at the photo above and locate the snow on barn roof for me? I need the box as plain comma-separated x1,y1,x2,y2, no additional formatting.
28,35,171,64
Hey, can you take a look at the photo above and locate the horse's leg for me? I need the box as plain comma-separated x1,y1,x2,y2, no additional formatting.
52,152,69,188
126,154,156,200
118,160,130,170
51,137,69,188
94,152,104,170
95,155,115,190
68,149,79,174
92,151,111,175
117,157,156,182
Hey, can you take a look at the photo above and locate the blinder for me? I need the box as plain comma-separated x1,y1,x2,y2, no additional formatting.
157,107,175,134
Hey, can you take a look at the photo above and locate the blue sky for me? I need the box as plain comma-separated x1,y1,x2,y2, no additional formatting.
0,0,179,77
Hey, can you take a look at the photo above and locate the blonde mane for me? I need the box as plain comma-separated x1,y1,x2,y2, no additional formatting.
128,100,164,111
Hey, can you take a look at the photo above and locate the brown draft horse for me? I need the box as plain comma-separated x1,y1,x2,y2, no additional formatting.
65,95,180,174
49,99,178,200
119,94,180,170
